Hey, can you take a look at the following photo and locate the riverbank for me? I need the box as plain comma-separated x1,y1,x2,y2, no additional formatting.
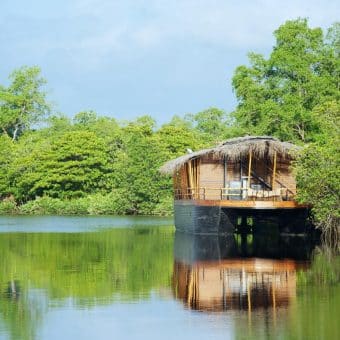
0,195,173,216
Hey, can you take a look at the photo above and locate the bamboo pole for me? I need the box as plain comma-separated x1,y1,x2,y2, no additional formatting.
247,151,252,189
272,151,277,189
224,157,228,199
187,161,194,196
195,159,200,198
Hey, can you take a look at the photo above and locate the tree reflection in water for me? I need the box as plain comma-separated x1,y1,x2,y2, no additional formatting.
0,227,174,340
0,223,338,340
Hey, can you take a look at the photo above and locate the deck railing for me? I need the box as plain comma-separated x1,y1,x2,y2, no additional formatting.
174,187,296,201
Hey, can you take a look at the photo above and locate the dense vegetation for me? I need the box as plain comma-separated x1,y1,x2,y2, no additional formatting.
231,19,339,244
0,19,339,241
0,72,235,215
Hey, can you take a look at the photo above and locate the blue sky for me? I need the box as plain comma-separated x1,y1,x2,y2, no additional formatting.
1,0,339,123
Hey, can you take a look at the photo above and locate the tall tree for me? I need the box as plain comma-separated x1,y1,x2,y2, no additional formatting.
115,116,167,214
185,107,237,144
232,19,340,143
0,136,15,198
0,66,50,140
157,116,205,156
9,130,110,200
295,100,340,245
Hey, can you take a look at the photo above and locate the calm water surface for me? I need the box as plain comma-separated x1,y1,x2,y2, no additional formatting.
0,216,338,340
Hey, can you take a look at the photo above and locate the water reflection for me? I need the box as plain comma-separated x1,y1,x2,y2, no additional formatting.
0,226,174,340
173,232,314,312
0,217,338,340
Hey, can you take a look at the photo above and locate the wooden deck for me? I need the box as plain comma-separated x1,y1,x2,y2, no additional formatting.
177,199,309,210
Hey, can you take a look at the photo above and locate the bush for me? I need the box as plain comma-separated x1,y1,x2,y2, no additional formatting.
86,190,130,215
0,197,18,214
16,192,131,215
60,198,89,215
1,191,171,216
295,142,340,249
19,197,65,214
152,195,173,216
19,196,89,215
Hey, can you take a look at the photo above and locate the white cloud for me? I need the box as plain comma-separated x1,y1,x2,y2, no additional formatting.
2,0,339,69
69,0,340,52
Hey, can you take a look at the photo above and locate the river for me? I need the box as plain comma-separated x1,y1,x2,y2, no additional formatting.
0,216,338,340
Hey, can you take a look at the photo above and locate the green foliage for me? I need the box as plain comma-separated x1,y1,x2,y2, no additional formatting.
73,110,98,126
185,107,241,144
185,107,227,139
116,116,170,214
85,191,130,215
18,191,131,215
230,19,340,244
296,143,339,220
295,100,340,245
158,119,205,155
0,66,50,140
19,196,88,215
152,195,174,216
9,130,111,201
0,99,192,215
232,19,340,143
0,135,15,198
0,197,18,214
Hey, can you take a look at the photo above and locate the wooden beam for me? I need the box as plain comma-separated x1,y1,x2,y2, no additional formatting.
272,151,277,189
186,162,193,199
186,199,309,209
196,159,200,193
247,151,252,189
224,157,227,187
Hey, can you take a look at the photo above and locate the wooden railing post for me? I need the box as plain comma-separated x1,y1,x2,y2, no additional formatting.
247,151,252,198
272,151,277,189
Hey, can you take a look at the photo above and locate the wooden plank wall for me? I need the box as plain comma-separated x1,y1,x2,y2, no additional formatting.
275,157,296,194
226,160,240,182
200,156,224,200
174,154,297,199
173,166,189,198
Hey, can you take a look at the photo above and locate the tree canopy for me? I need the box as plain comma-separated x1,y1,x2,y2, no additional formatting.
0,66,50,140
232,19,339,143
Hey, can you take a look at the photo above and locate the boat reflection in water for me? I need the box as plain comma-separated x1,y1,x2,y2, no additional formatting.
173,231,316,312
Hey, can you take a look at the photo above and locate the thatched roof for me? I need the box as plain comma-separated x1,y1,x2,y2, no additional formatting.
160,136,300,175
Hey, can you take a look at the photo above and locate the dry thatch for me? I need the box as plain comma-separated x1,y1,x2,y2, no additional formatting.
160,136,300,175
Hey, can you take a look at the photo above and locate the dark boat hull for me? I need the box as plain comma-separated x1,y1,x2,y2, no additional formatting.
174,200,312,235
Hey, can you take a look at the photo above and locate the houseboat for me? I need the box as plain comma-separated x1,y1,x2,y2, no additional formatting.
161,136,310,234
